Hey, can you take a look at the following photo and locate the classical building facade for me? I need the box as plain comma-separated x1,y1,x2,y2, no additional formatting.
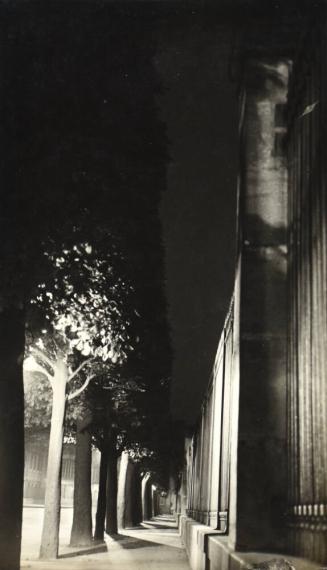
178,7,327,569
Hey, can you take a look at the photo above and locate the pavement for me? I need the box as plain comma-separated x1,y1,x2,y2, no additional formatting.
21,509,190,570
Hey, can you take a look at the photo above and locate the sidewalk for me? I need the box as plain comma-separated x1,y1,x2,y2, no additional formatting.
21,510,190,570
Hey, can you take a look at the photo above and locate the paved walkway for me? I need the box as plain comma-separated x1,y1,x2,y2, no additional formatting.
21,510,190,570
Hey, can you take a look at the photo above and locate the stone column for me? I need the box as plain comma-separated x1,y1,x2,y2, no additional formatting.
229,59,289,552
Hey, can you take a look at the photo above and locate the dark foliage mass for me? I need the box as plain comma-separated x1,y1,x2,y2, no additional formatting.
4,0,171,437
0,4,173,568
1,4,168,304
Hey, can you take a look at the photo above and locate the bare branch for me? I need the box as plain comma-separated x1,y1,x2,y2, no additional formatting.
68,358,94,383
30,347,55,371
67,374,96,401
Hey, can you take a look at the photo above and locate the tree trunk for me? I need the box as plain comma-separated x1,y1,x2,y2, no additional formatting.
39,358,67,559
131,465,142,527
105,429,118,535
152,488,159,517
94,446,108,542
117,451,128,530
118,454,142,529
142,475,152,521
0,307,25,570
70,419,92,546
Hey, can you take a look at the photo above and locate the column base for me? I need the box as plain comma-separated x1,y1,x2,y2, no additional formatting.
179,516,321,570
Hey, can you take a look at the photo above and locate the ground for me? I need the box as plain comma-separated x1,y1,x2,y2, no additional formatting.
21,508,190,570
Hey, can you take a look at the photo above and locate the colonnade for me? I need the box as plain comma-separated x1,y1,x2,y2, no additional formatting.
177,37,327,566
286,17,327,562
186,303,234,532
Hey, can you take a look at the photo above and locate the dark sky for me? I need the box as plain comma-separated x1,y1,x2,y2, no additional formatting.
153,1,307,425
155,14,239,425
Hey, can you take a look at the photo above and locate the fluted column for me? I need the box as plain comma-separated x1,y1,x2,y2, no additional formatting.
229,58,289,552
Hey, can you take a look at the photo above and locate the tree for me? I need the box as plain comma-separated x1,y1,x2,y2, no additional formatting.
94,441,109,542
0,308,25,570
24,368,94,549
0,6,169,567
69,415,93,547
26,241,134,559
89,377,141,538
89,346,172,536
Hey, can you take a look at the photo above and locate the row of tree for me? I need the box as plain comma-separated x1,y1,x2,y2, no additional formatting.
25,343,171,558
0,6,172,570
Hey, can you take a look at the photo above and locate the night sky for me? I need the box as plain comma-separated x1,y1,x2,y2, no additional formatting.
155,12,239,425
153,2,306,425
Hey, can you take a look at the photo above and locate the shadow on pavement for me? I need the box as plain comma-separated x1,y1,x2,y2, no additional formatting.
59,543,108,559
57,517,180,558
142,519,178,530
108,534,162,550
152,517,176,523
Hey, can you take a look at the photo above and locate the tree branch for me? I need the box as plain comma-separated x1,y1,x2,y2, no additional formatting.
67,374,96,401
24,358,54,387
68,358,93,383
30,347,55,371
